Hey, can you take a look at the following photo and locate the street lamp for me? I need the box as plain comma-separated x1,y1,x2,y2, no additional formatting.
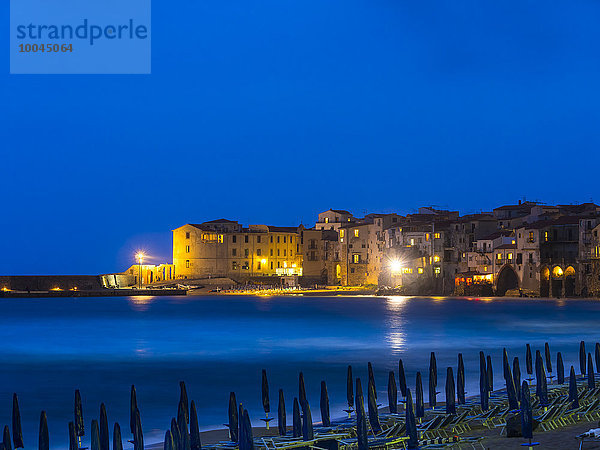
136,252,145,289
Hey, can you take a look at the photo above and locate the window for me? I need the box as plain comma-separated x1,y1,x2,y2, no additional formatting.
354,229,359,237
434,267,441,274
433,255,440,263
257,249,262,256
410,238,415,246
296,244,299,252
270,249,273,256
284,250,287,256
425,233,430,241
434,233,441,239
270,236,273,243
257,236,261,243
417,267,424,274
244,249,249,257
185,232,190,239
232,261,238,270
528,231,534,243
232,249,237,256
353,254,360,263
218,234,223,243
325,217,329,223
350,268,355,273
244,235,249,243
232,235,237,243
277,236,280,243
507,252,513,260
484,266,488,272
403,268,412,274
544,231,548,242
185,260,190,268
516,253,522,264
257,262,261,270
277,249,280,256
270,262,273,269
340,230,345,238
185,245,190,253
290,236,293,243
283,236,287,243
497,253,502,260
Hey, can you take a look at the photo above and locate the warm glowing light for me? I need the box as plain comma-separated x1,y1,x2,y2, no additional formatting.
51,287,62,291
553,266,564,277
390,260,402,274
261,259,267,265
136,252,145,263
1,287,9,291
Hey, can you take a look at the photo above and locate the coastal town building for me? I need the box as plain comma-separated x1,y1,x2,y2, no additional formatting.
165,201,600,298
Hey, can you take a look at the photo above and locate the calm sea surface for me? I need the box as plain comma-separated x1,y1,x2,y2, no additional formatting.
0,295,599,448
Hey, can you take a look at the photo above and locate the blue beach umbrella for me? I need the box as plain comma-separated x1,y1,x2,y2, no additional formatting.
38,411,49,450
398,360,408,399
368,362,377,401
113,423,123,450
405,388,418,450
445,367,456,415
130,386,138,436
171,418,181,450
299,373,307,408
292,398,301,438
513,357,521,400
387,371,398,414
68,422,77,450
346,366,354,412
74,390,85,442
228,392,238,443
178,400,191,450
557,352,565,385
521,381,533,441
163,429,174,450
415,372,424,419
479,352,488,411
457,353,465,405
525,344,533,378
505,360,519,410
99,403,109,450
190,400,201,450
180,381,189,425
569,366,579,409
580,341,587,376
595,343,600,373
367,376,381,432
588,354,595,389
12,394,23,449
544,342,552,375
486,355,494,391
277,389,286,436
355,379,368,450
320,381,330,427
90,420,100,450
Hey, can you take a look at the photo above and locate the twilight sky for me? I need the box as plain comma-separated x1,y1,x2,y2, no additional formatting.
2,1,600,274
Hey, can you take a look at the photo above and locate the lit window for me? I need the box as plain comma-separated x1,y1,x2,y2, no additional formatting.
185,245,190,253
185,260,190,268
354,229,359,237
544,231,548,242
484,266,488,272
417,268,424,274
403,268,412,274
353,254,360,263
434,267,441,274
508,252,513,260
433,255,440,262
410,238,415,246
529,231,534,242
218,234,223,243
434,233,441,239
425,233,430,241
511,240,515,245
340,230,345,238
325,217,329,223
497,253,502,260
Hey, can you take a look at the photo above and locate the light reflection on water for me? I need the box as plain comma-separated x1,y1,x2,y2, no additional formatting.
0,295,598,449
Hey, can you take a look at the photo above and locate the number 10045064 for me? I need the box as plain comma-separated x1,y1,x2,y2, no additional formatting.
19,43,73,52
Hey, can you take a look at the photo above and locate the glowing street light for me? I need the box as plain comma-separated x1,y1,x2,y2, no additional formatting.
136,252,145,288
390,259,403,274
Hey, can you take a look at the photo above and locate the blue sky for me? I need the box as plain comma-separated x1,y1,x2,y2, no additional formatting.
2,1,600,274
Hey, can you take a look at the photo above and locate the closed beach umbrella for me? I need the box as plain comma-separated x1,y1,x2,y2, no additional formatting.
38,411,49,450
398,360,408,399
545,343,552,374
228,392,238,443
503,348,509,381
505,361,519,411
521,381,533,440
387,371,398,414
190,400,201,450
430,352,437,389
588,354,596,389
292,398,301,438
11,394,23,449
479,352,488,411
130,385,138,436
237,406,244,450
415,372,424,419
171,418,181,450
368,362,377,400
133,408,143,450
68,422,77,450
534,350,542,397
355,379,368,450
178,401,191,450
596,343,600,373
428,365,437,409
405,388,418,450
526,344,533,376
240,409,254,450
445,367,456,415
367,377,381,432
301,400,314,441
569,366,579,409
580,341,587,376
243,410,254,450
537,354,549,407
90,420,100,450
74,390,85,439
320,381,330,427
457,354,466,405
557,353,565,384
277,390,286,436
180,381,189,425
513,357,521,400
163,430,174,450
261,370,270,415
99,404,109,450
113,423,123,450
3,426,12,450
486,355,493,391
299,372,307,407
346,366,354,408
